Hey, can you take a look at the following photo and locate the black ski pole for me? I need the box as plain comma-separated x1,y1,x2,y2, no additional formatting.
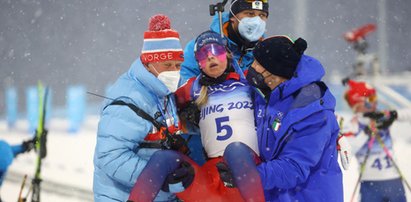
209,0,228,37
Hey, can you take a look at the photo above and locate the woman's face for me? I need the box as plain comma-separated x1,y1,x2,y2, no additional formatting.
201,53,227,78
195,44,227,78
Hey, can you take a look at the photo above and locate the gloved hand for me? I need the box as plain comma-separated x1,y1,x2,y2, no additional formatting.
337,135,352,170
363,110,398,129
216,162,235,188
22,137,36,153
161,161,195,193
179,101,200,126
165,134,190,155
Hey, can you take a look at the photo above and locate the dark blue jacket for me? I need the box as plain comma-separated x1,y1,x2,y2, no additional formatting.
254,55,343,201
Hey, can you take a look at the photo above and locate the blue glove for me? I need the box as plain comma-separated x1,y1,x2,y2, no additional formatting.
161,161,194,193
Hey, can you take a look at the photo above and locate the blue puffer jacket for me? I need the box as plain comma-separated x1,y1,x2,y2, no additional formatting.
254,55,343,202
0,140,25,186
93,59,179,202
180,12,255,83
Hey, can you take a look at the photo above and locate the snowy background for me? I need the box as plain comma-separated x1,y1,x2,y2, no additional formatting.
0,0,410,113
1,0,411,201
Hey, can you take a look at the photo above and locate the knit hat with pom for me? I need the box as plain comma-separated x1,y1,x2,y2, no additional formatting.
253,35,307,79
140,14,184,64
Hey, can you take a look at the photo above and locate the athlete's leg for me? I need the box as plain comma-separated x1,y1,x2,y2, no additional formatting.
223,142,264,202
360,180,383,202
381,178,406,202
128,150,189,202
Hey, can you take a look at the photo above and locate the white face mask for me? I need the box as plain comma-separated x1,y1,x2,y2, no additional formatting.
149,64,180,93
237,16,266,42
157,70,180,93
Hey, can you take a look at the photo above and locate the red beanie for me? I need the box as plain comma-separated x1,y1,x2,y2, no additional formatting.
344,80,376,107
140,14,184,64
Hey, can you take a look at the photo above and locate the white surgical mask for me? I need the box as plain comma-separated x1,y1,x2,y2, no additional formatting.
149,64,181,93
237,16,266,42
157,70,180,93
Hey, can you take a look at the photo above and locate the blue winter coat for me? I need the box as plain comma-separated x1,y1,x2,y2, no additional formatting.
93,59,179,202
254,55,343,201
180,12,255,83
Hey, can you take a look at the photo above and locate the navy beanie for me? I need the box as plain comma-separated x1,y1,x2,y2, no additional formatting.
253,36,307,79
194,30,226,53
229,0,269,18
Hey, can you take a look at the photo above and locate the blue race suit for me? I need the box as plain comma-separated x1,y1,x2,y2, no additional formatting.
93,59,180,202
180,12,259,166
254,55,344,202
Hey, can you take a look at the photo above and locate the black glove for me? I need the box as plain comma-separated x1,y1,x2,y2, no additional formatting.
179,101,200,126
216,162,235,188
161,161,195,193
22,137,36,153
363,110,398,129
165,133,190,155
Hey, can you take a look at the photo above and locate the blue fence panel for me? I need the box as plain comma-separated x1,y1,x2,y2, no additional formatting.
67,85,86,133
5,87,18,128
26,86,38,133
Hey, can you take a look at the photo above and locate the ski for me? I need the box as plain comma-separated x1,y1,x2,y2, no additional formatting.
17,174,28,202
31,82,49,202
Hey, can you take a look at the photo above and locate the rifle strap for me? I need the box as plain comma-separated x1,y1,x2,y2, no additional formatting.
105,100,164,130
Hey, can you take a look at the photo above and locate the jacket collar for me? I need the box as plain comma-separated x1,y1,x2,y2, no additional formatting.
127,58,170,98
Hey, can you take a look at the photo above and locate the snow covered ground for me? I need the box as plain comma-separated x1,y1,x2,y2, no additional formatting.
1,103,411,201
1,117,98,202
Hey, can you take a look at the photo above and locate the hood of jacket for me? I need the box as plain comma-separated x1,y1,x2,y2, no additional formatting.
280,55,325,99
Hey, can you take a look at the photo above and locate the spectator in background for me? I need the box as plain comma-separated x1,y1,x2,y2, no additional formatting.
93,14,187,202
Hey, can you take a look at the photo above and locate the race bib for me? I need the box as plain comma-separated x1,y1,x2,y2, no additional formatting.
199,84,259,158
358,150,400,181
